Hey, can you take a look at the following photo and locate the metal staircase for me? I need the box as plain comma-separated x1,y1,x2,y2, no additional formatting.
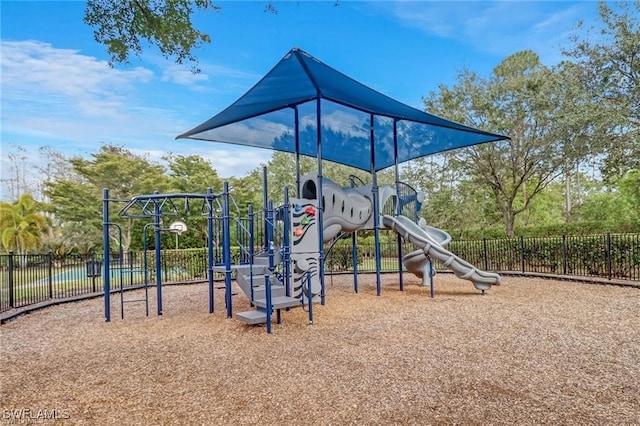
229,251,302,328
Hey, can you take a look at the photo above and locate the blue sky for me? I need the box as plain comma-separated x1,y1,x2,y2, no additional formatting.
1,0,603,198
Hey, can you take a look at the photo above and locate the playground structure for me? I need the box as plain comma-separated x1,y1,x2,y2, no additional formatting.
296,172,501,294
103,168,500,331
103,47,509,331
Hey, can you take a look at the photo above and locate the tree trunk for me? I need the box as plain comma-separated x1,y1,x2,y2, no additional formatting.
503,209,516,238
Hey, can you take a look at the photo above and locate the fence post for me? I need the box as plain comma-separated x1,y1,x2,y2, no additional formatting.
8,251,14,308
606,232,612,280
520,236,525,273
163,257,168,283
129,250,134,287
562,235,567,275
483,238,488,271
91,253,97,293
48,251,53,299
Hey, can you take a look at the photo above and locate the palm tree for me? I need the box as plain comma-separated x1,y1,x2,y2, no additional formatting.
0,194,50,255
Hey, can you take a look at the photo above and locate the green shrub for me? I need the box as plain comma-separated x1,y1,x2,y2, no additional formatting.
326,243,362,271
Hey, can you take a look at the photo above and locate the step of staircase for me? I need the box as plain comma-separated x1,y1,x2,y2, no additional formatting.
251,284,286,301
253,296,302,310
235,310,268,325
212,264,269,274
255,250,282,266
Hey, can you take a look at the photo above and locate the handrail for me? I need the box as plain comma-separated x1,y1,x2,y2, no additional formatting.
324,232,350,271
348,175,367,188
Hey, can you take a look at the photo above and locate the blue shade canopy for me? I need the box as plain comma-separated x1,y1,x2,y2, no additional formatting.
177,48,508,172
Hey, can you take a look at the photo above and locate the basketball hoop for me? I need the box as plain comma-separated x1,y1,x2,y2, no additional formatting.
169,221,187,235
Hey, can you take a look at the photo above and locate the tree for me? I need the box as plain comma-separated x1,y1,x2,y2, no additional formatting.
572,169,640,231
0,144,38,201
402,154,501,235
515,181,565,230
563,1,640,184
546,61,604,221
84,0,220,72
83,1,332,71
423,51,565,237
36,146,76,204
163,154,223,248
45,144,171,253
165,153,222,193
0,194,50,255
0,145,73,203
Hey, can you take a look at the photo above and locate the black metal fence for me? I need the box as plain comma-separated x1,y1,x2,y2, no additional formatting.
1,233,638,314
324,233,640,281
0,249,211,313
448,233,640,281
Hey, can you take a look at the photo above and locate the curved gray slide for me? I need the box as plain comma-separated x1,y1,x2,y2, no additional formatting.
401,219,450,285
382,215,501,291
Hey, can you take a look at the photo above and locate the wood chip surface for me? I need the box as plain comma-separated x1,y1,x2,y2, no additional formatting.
1,274,639,425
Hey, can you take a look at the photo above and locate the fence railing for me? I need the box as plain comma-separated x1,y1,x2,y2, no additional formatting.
1,233,638,314
324,233,640,282
0,249,211,313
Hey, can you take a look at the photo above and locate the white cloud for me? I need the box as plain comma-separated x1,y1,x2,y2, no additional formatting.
0,39,173,153
159,57,261,91
161,64,210,85
1,40,153,117
0,40,271,182
168,144,272,177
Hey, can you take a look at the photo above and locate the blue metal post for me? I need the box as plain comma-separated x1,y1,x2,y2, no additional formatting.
262,166,269,250
206,187,215,314
370,114,382,296
267,201,275,270
102,188,111,322
283,187,291,297
352,232,358,293
428,257,435,298
222,182,233,318
248,204,255,304
294,106,301,197
307,271,313,325
393,119,404,291
154,191,163,316
141,249,148,316
141,223,152,319
316,97,326,305
105,223,126,320
265,275,272,334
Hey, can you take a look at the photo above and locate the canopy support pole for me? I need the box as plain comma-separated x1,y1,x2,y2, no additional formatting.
262,167,269,250
393,119,404,291
316,98,326,305
294,106,301,197
370,114,382,296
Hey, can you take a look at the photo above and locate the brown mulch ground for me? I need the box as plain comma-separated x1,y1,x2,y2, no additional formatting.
1,274,639,425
